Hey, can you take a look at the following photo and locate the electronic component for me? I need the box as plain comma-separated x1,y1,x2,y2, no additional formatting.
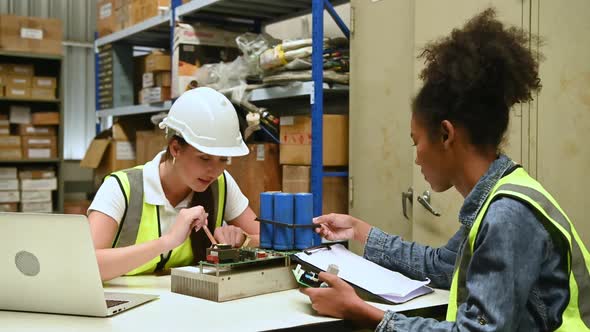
292,264,322,288
172,249,297,302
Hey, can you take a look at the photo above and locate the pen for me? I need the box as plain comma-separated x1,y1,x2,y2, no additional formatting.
254,217,323,229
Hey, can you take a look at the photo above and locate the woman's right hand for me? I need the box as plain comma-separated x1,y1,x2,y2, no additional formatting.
313,213,372,244
162,206,208,251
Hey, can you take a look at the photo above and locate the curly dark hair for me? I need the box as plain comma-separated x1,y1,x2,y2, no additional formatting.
412,8,542,149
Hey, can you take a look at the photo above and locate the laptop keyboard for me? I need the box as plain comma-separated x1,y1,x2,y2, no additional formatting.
106,299,129,308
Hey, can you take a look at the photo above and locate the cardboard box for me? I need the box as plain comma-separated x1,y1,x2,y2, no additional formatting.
114,0,133,32
5,74,31,87
20,177,57,191
224,144,281,215
5,86,30,99
97,0,116,37
0,190,19,202
0,179,18,190
9,105,31,124
19,169,55,179
21,190,51,202
282,165,348,214
0,135,20,147
21,135,57,159
172,24,240,97
145,52,171,72
132,0,169,25
21,201,52,212
112,120,153,141
0,167,17,179
30,87,56,100
136,129,167,165
31,112,59,125
22,146,56,159
0,148,21,160
33,76,57,89
142,71,171,88
80,138,137,187
18,124,56,136
0,15,63,55
0,202,17,211
139,86,171,104
280,115,349,166
0,120,9,135
8,64,34,76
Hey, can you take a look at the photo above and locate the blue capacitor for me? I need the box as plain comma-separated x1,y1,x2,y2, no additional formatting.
294,193,314,249
259,192,274,249
273,192,294,250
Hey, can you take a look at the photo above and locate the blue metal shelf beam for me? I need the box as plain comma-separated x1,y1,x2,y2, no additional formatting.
311,0,350,217
324,171,349,177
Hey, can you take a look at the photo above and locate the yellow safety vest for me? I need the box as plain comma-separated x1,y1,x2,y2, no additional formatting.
447,167,590,331
108,165,226,275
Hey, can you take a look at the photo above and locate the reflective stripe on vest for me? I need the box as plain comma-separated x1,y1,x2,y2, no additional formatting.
446,167,590,331
108,166,226,275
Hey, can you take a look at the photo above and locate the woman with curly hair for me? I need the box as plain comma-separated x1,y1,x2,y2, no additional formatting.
301,8,590,331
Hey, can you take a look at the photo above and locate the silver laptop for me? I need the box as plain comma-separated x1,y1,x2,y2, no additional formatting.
0,212,158,317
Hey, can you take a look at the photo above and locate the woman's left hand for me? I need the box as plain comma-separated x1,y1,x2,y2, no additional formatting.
214,225,246,247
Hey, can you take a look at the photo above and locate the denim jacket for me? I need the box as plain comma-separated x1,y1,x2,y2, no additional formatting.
365,155,570,331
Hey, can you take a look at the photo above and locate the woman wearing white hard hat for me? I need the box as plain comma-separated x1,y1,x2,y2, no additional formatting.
88,87,259,281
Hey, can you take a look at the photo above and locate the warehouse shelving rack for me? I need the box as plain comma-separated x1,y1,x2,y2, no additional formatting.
94,0,350,216
0,52,65,213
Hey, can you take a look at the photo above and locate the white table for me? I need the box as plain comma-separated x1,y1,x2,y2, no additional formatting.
0,275,449,332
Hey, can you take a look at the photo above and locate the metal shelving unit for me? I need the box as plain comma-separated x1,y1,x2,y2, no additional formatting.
0,52,65,213
95,13,171,48
96,101,173,118
0,159,61,164
0,97,60,103
95,0,350,216
0,51,63,60
249,81,347,102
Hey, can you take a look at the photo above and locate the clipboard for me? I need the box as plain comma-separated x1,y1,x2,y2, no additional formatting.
291,244,433,304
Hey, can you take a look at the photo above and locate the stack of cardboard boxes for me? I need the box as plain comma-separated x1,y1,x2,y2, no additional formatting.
0,63,58,100
19,168,56,212
0,105,59,161
139,51,171,104
97,0,174,37
0,167,18,212
0,167,57,213
280,115,349,214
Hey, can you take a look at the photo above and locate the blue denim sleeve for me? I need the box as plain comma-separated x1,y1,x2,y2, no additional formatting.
374,197,550,332
363,226,464,288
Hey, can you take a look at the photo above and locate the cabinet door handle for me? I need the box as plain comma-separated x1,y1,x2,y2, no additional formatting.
417,190,441,217
401,188,413,220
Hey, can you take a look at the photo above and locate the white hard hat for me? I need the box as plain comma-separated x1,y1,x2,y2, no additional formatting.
159,87,249,157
